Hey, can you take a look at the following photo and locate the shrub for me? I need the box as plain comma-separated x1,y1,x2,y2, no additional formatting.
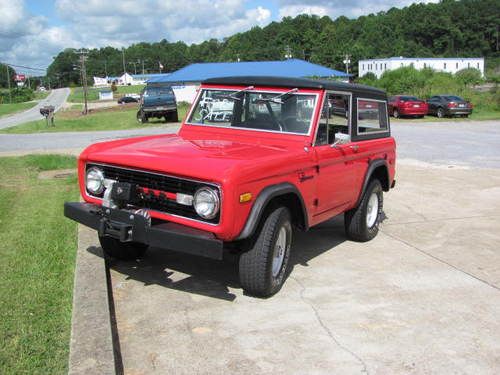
455,68,483,87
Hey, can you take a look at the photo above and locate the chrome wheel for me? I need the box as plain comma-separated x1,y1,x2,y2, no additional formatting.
366,192,379,228
272,226,287,277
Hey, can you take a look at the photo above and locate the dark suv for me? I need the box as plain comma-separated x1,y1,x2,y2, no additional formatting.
427,95,473,118
137,85,178,123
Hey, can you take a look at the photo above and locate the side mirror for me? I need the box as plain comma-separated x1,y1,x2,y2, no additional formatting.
331,132,350,147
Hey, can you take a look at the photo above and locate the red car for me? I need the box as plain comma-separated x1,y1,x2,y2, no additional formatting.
65,76,397,297
388,95,428,118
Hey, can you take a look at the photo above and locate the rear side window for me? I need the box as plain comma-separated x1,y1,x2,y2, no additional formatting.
357,99,388,135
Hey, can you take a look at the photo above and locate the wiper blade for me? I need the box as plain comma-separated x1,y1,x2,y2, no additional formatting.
213,85,254,101
253,88,298,104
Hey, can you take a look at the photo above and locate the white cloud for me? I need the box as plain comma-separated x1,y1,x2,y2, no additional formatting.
278,0,439,19
0,0,272,71
1,0,440,72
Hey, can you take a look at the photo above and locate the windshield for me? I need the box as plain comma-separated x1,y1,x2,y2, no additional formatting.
187,89,317,134
400,96,419,101
144,87,173,96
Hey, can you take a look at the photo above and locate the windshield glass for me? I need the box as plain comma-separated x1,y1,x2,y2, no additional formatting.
144,87,173,96
400,96,419,101
187,89,317,134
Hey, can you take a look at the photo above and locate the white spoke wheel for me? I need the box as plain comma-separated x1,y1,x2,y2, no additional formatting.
272,227,287,277
344,179,383,242
239,207,292,297
366,192,379,228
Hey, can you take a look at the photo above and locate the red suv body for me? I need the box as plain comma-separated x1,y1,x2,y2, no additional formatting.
388,95,428,118
65,76,396,296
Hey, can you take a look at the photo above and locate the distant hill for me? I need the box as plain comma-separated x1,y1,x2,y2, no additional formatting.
47,0,499,86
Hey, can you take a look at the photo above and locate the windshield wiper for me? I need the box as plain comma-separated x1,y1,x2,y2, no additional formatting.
214,86,254,101
253,88,299,104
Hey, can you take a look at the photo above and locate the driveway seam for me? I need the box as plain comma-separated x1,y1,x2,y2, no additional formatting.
382,214,500,226
380,230,500,292
292,276,369,374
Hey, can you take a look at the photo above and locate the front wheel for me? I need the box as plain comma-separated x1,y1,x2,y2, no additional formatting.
344,179,383,242
99,236,148,261
136,110,148,123
239,207,292,297
437,107,445,118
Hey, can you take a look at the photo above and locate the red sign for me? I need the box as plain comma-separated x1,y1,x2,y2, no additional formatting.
14,74,26,82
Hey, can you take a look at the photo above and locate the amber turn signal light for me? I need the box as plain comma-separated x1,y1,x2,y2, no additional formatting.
239,193,252,203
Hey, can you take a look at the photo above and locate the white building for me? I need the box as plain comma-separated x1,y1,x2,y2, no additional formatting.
358,57,484,78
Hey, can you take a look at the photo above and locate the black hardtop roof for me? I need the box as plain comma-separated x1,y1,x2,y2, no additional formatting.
203,76,386,97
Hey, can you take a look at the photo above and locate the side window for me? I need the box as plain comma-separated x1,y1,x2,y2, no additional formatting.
315,93,350,145
357,99,388,135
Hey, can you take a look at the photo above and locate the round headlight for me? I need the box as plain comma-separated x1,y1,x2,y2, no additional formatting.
193,187,220,219
86,167,105,195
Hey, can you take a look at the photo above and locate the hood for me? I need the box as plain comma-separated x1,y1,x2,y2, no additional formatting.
82,133,301,183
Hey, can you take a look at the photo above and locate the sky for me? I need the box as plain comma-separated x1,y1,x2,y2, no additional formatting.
0,0,438,74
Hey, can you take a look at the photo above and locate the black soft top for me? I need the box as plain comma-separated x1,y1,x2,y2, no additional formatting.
203,76,386,97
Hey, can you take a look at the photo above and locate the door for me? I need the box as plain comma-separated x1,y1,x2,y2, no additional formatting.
313,92,358,218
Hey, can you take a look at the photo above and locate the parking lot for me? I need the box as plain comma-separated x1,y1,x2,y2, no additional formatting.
77,120,500,374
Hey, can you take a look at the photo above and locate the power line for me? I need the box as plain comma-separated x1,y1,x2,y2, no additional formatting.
0,62,46,72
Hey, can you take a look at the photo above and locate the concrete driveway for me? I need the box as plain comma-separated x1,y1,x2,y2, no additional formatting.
87,121,500,374
0,88,70,130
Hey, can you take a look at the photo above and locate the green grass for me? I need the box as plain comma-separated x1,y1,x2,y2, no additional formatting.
0,102,37,117
34,91,50,100
0,154,79,374
68,85,145,103
1,102,189,134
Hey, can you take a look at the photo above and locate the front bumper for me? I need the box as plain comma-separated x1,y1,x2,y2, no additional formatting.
64,202,223,260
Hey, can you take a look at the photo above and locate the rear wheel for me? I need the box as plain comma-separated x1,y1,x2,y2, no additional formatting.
239,207,292,297
165,110,178,123
393,109,400,118
99,236,148,261
344,179,383,242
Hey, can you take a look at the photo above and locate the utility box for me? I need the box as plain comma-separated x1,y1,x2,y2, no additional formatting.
99,90,113,101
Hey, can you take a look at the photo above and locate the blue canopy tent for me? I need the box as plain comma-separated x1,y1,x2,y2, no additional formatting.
147,59,349,84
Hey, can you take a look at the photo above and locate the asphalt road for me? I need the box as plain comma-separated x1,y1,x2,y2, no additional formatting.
1,119,499,169
0,88,70,130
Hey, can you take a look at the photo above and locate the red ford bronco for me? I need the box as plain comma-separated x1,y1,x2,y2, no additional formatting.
64,76,396,297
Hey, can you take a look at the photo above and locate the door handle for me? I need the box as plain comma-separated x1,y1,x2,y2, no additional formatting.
350,145,359,152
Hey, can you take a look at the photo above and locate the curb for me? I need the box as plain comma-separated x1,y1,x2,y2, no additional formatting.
68,225,116,375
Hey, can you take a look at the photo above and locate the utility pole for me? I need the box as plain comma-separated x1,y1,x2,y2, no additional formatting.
77,49,89,115
122,48,126,74
5,64,12,103
104,60,108,77
141,59,145,74
343,54,351,76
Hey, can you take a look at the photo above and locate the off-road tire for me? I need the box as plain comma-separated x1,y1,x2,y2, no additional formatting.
437,107,445,118
165,110,178,123
393,109,400,118
344,179,383,242
99,236,148,261
136,110,148,123
239,207,292,297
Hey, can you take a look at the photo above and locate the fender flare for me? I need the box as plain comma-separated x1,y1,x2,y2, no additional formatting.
236,182,308,241
355,159,390,207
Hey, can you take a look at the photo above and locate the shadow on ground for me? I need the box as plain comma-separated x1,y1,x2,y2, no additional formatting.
88,216,349,302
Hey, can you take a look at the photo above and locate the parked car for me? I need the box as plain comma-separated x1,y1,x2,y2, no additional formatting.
388,95,428,118
137,85,178,123
427,95,473,118
64,76,396,297
118,96,139,104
